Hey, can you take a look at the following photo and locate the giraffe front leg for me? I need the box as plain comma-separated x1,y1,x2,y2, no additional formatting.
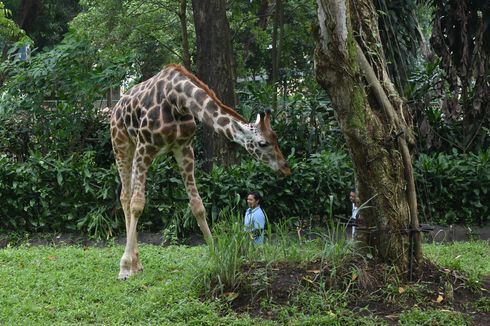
174,145,212,242
190,196,212,241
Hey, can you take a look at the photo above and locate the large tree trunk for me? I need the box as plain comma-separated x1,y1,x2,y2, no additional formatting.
314,0,422,274
191,0,238,172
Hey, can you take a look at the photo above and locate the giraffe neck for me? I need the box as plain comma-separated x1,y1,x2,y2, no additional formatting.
166,65,250,146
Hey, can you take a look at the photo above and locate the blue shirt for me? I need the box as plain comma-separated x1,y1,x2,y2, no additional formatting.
244,206,265,244
244,206,265,230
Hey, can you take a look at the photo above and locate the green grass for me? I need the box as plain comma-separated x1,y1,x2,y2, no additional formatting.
424,240,490,279
0,240,369,325
0,244,259,325
398,308,469,326
0,238,488,325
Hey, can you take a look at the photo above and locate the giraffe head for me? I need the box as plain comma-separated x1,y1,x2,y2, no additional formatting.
235,111,291,176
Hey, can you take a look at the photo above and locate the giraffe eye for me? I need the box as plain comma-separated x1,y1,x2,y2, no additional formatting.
258,141,269,148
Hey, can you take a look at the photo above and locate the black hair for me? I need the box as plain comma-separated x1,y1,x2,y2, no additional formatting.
350,188,356,193
247,191,262,203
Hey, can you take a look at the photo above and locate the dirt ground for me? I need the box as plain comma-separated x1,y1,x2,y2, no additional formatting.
226,259,490,325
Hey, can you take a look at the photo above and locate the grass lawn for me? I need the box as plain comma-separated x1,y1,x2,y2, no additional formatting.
0,239,488,325
0,245,241,325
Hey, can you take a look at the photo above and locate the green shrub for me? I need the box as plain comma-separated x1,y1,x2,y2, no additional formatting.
0,151,119,236
1,148,488,238
415,149,490,225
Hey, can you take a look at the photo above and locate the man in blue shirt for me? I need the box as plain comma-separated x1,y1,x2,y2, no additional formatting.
244,192,266,244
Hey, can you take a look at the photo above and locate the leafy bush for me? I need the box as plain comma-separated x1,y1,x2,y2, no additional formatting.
0,148,488,238
415,149,490,225
0,151,119,237
0,149,353,238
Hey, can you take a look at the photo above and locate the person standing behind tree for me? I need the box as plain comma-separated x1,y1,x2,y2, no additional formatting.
244,191,266,244
349,189,360,238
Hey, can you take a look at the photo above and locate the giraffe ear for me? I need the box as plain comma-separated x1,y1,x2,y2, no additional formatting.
255,113,261,125
256,112,267,130
264,110,271,127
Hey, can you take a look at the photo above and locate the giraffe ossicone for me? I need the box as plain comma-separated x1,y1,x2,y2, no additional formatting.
110,64,290,279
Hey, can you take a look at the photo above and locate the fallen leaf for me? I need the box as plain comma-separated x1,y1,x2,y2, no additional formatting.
306,269,321,274
48,256,56,261
398,287,406,294
436,295,444,303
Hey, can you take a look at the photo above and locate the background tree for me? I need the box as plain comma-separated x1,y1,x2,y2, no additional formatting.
315,0,422,273
270,0,283,111
0,1,28,85
2,0,80,50
71,0,192,82
191,0,238,172
415,0,490,153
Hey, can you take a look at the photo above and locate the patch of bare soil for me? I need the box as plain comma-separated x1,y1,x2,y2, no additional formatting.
222,259,490,325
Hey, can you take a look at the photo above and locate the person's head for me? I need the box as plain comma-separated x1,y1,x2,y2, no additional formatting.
349,189,358,204
247,191,262,209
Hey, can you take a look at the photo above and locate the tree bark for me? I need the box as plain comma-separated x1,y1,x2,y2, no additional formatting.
179,0,191,69
191,0,238,172
271,0,283,111
314,0,422,273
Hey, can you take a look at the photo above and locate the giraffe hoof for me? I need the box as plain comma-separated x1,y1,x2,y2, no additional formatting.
118,270,131,280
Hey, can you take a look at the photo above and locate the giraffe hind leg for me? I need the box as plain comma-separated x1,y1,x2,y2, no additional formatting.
111,129,137,279
121,143,158,278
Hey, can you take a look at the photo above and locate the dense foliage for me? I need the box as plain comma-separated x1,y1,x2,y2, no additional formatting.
1,148,488,238
415,149,490,226
0,149,352,238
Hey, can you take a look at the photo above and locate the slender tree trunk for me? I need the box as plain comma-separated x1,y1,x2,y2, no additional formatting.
191,0,238,172
242,0,269,70
179,0,191,69
271,0,283,111
314,0,422,274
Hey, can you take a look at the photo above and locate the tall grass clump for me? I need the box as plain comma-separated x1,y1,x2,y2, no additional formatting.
200,213,254,296
315,196,362,286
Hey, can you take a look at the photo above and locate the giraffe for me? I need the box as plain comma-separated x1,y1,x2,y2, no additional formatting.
110,64,291,279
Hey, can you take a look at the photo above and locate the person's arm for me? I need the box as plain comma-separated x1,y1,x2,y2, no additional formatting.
244,209,251,229
253,208,266,229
